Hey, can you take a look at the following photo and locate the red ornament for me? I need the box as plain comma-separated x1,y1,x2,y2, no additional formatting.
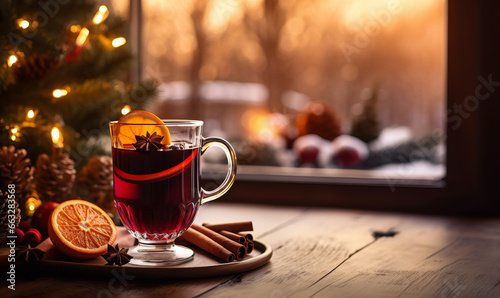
66,45,83,63
18,221,31,233
15,228,25,243
333,147,362,168
23,228,42,247
298,146,320,166
32,202,60,236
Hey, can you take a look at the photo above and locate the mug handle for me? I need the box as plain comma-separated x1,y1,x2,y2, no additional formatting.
200,137,237,204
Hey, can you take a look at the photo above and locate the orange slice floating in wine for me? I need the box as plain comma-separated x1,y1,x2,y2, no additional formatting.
116,110,171,147
48,200,117,259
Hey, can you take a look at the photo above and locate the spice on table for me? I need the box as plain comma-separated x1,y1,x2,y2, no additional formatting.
191,224,246,261
16,245,46,264
181,227,235,262
202,221,254,233
101,244,133,266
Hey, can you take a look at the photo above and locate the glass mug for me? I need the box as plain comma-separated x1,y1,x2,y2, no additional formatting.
109,120,237,266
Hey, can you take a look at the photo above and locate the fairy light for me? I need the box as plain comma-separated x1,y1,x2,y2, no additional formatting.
53,88,69,98
112,37,126,48
10,125,20,141
121,105,131,115
93,5,109,24
17,19,30,29
7,55,17,67
27,110,35,119
70,25,81,33
75,27,89,46
51,126,64,147
25,196,42,217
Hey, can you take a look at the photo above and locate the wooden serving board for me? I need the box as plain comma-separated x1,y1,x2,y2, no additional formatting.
35,227,273,279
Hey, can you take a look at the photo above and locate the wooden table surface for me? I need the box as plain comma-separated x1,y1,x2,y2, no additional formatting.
3,203,500,298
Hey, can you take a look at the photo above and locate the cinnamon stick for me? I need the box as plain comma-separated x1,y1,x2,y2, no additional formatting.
192,224,246,261
247,240,254,253
181,227,235,262
203,221,253,233
219,230,246,244
238,232,253,241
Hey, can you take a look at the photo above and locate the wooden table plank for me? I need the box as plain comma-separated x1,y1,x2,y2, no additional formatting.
296,215,500,298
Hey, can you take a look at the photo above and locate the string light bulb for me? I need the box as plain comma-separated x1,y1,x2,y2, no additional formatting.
75,27,89,46
27,110,35,119
25,196,42,217
9,125,20,141
93,5,109,24
17,19,30,29
53,88,69,98
121,105,131,115
112,37,127,48
70,25,81,33
7,55,17,67
51,126,64,147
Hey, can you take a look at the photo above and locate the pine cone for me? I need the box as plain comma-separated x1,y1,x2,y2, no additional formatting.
0,190,21,238
295,101,342,141
0,146,34,206
77,156,114,211
35,151,76,203
11,53,60,81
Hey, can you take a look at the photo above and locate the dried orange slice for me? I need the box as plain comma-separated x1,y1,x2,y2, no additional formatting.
48,200,117,259
116,110,171,147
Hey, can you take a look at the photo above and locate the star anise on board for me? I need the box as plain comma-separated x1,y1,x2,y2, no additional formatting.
132,131,164,151
16,245,46,264
101,244,133,266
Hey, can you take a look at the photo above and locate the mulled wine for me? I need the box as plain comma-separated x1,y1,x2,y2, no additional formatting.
112,146,200,242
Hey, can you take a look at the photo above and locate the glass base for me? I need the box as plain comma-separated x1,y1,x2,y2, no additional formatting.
127,241,194,266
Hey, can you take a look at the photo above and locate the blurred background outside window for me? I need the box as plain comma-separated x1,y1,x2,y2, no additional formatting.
115,0,446,182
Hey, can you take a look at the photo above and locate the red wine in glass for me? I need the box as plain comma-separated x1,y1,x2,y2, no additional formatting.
112,146,200,242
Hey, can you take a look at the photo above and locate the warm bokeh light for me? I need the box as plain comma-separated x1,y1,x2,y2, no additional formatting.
70,25,81,33
51,126,63,147
112,37,127,48
93,5,109,24
53,88,69,98
27,109,35,118
25,196,42,217
10,125,20,141
7,55,17,67
121,105,131,115
76,27,89,46
17,19,30,29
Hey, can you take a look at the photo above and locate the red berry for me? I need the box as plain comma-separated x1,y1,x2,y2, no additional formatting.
32,201,59,236
14,228,25,243
23,229,42,247
333,147,361,168
18,221,31,233
299,146,320,165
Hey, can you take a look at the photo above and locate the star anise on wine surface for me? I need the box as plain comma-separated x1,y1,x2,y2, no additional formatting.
101,244,133,266
132,131,164,151
16,245,46,264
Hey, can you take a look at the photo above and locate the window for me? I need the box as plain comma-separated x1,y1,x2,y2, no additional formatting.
124,0,500,213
